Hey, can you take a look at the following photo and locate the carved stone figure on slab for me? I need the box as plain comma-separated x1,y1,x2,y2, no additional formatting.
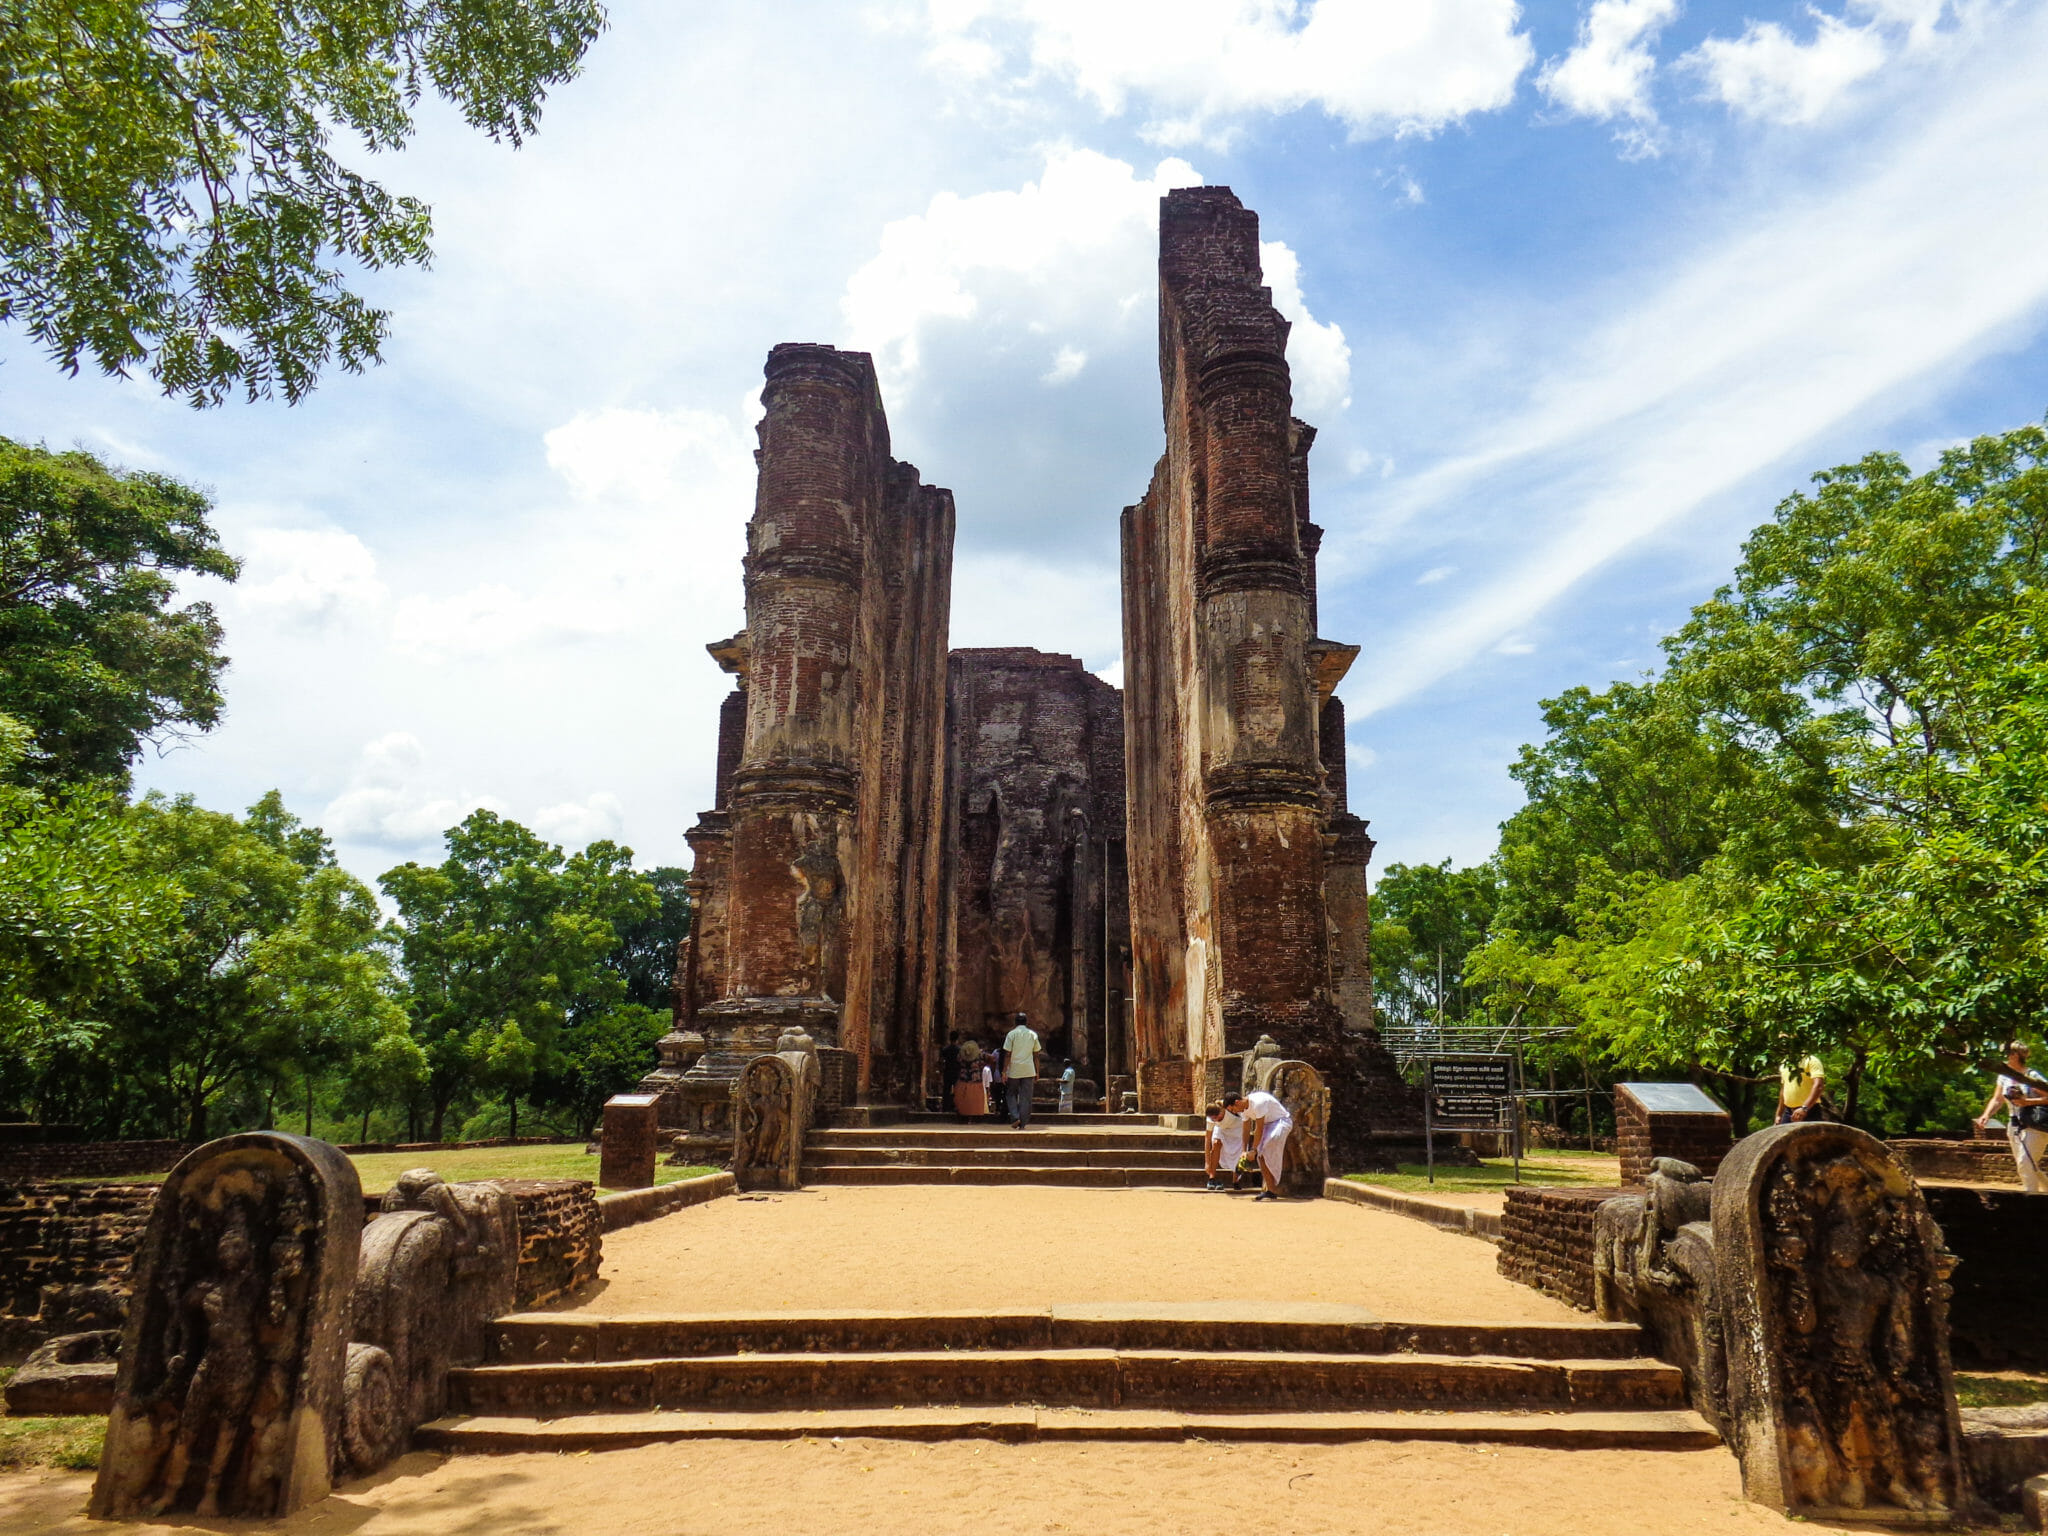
731,1053,807,1190
1594,1157,1727,1432
1263,1060,1331,1197
91,1133,361,1521
1712,1121,1970,1523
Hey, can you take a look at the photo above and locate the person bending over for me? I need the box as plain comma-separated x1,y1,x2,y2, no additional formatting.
1205,1098,1247,1191
1229,1088,1294,1201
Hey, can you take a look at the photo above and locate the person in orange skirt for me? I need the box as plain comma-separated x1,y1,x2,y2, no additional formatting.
953,1040,988,1120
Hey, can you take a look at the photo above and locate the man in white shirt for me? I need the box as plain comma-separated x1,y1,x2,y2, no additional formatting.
1228,1088,1294,1201
1977,1041,2048,1195
1204,1099,1246,1191
1001,1012,1041,1129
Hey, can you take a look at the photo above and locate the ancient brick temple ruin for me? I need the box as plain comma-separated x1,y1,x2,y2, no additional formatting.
654,187,1419,1160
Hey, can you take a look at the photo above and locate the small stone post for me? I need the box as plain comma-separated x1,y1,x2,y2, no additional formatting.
598,1094,660,1190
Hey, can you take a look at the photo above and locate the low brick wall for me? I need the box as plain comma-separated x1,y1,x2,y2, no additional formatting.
485,1179,603,1309
1927,1185,2048,1370
1893,1138,2021,1186
597,1171,736,1232
337,1136,567,1155
0,1140,185,1182
0,1181,157,1360
1497,1186,1628,1313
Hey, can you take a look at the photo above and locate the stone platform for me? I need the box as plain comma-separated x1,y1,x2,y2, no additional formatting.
802,1116,1208,1187
423,1304,1710,1452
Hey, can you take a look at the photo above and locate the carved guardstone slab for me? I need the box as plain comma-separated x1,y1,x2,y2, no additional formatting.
599,1094,661,1191
1713,1122,1970,1523
91,1133,362,1520
1263,1060,1331,1198
731,1053,809,1191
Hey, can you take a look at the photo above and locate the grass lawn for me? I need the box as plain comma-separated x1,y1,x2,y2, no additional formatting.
0,1372,103,1472
1956,1372,2048,1409
1343,1148,1625,1197
63,1144,720,1194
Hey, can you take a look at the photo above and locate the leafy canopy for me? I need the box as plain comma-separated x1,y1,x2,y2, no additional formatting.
0,0,607,404
1468,421,2048,1130
0,436,237,784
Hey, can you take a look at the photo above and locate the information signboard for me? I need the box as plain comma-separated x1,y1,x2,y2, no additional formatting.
1422,1054,1521,1185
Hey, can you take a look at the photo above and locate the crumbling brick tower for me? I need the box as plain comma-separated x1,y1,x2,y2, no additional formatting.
1123,187,1416,1144
680,344,953,1106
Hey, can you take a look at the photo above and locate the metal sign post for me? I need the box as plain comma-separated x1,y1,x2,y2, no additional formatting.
1425,1055,1516,1184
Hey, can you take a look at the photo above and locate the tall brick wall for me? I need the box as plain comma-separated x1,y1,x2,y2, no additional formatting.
1497,1187,1626,1312
938,648,1129,1089
681,344,955,1101
0,1181,156,1359
1119,185,1409,1152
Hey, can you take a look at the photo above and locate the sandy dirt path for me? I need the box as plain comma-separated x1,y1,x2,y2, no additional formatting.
0,1440,1909,1536
566,1185,1582,1322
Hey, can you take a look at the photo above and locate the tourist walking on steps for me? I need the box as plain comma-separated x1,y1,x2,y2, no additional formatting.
1003,1012,1041,1128
1205,1098,1247,1191
1775,1054,1826,1125
1977,1041,2048,1195
1230,1088,1294,1200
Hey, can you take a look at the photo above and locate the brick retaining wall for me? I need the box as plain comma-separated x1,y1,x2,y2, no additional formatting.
1497,1186,1628,1313
484,1179,603,1308
1892,1138,2021,1186
0,1181,157,1360
0,1140,185,1182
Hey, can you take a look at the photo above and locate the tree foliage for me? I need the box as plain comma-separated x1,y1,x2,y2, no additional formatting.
0,0,607,404
1469,421,2048,1133
0,437,237,784
379,808,655,1140
1368,860,1498,1028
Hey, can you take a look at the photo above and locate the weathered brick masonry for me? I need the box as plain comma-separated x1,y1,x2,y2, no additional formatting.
0,1181,156,1359
1120,187,1416,1147
940,649,1129,1074
485,1178,604,1309
1497,1186,1627,1313
666,189,1414,1154
0,1140,184,1182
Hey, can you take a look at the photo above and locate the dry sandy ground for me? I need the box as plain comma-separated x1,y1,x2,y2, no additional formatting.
0,1440,1911,1536
562,1185,1575,1322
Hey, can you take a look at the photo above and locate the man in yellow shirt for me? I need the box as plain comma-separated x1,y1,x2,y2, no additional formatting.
1776,1055,1826,1125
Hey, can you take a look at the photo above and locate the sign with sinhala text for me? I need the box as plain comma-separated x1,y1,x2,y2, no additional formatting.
1429,1059,1511,1095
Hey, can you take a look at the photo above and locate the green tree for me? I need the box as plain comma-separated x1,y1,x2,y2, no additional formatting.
0,438,238,784
103,790,396,1139
1368,860,1498,1029
379,809,654,1140
1469,420,2048,1132
0,712,178,1120
603,864,689,1011
1,0,608,405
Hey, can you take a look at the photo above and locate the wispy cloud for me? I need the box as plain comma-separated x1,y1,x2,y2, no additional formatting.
1343,2,2048,718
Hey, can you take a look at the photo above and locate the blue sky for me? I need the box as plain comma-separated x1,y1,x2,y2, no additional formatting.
6,0,2047,888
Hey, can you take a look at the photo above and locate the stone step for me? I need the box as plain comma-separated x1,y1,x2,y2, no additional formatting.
800,1145,1204,1170
808,1127,1204,1151
487,1309,1655,1365
901,1111,1166,1127
447,1348,1688,1418
799,1163,1212,1188
420,1405,1721,1452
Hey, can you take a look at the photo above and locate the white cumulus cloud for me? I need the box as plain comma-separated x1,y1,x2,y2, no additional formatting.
323,733,505,853
531,792,627,847
1687,9,1890,124
841,147,1202,395
1539,0,1680,150
1260,240,1352,414
230,528,388,629
916,0,1534,143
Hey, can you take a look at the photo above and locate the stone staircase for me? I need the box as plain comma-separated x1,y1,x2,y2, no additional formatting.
419,1306,1717,1451
801,1112,1211,1188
